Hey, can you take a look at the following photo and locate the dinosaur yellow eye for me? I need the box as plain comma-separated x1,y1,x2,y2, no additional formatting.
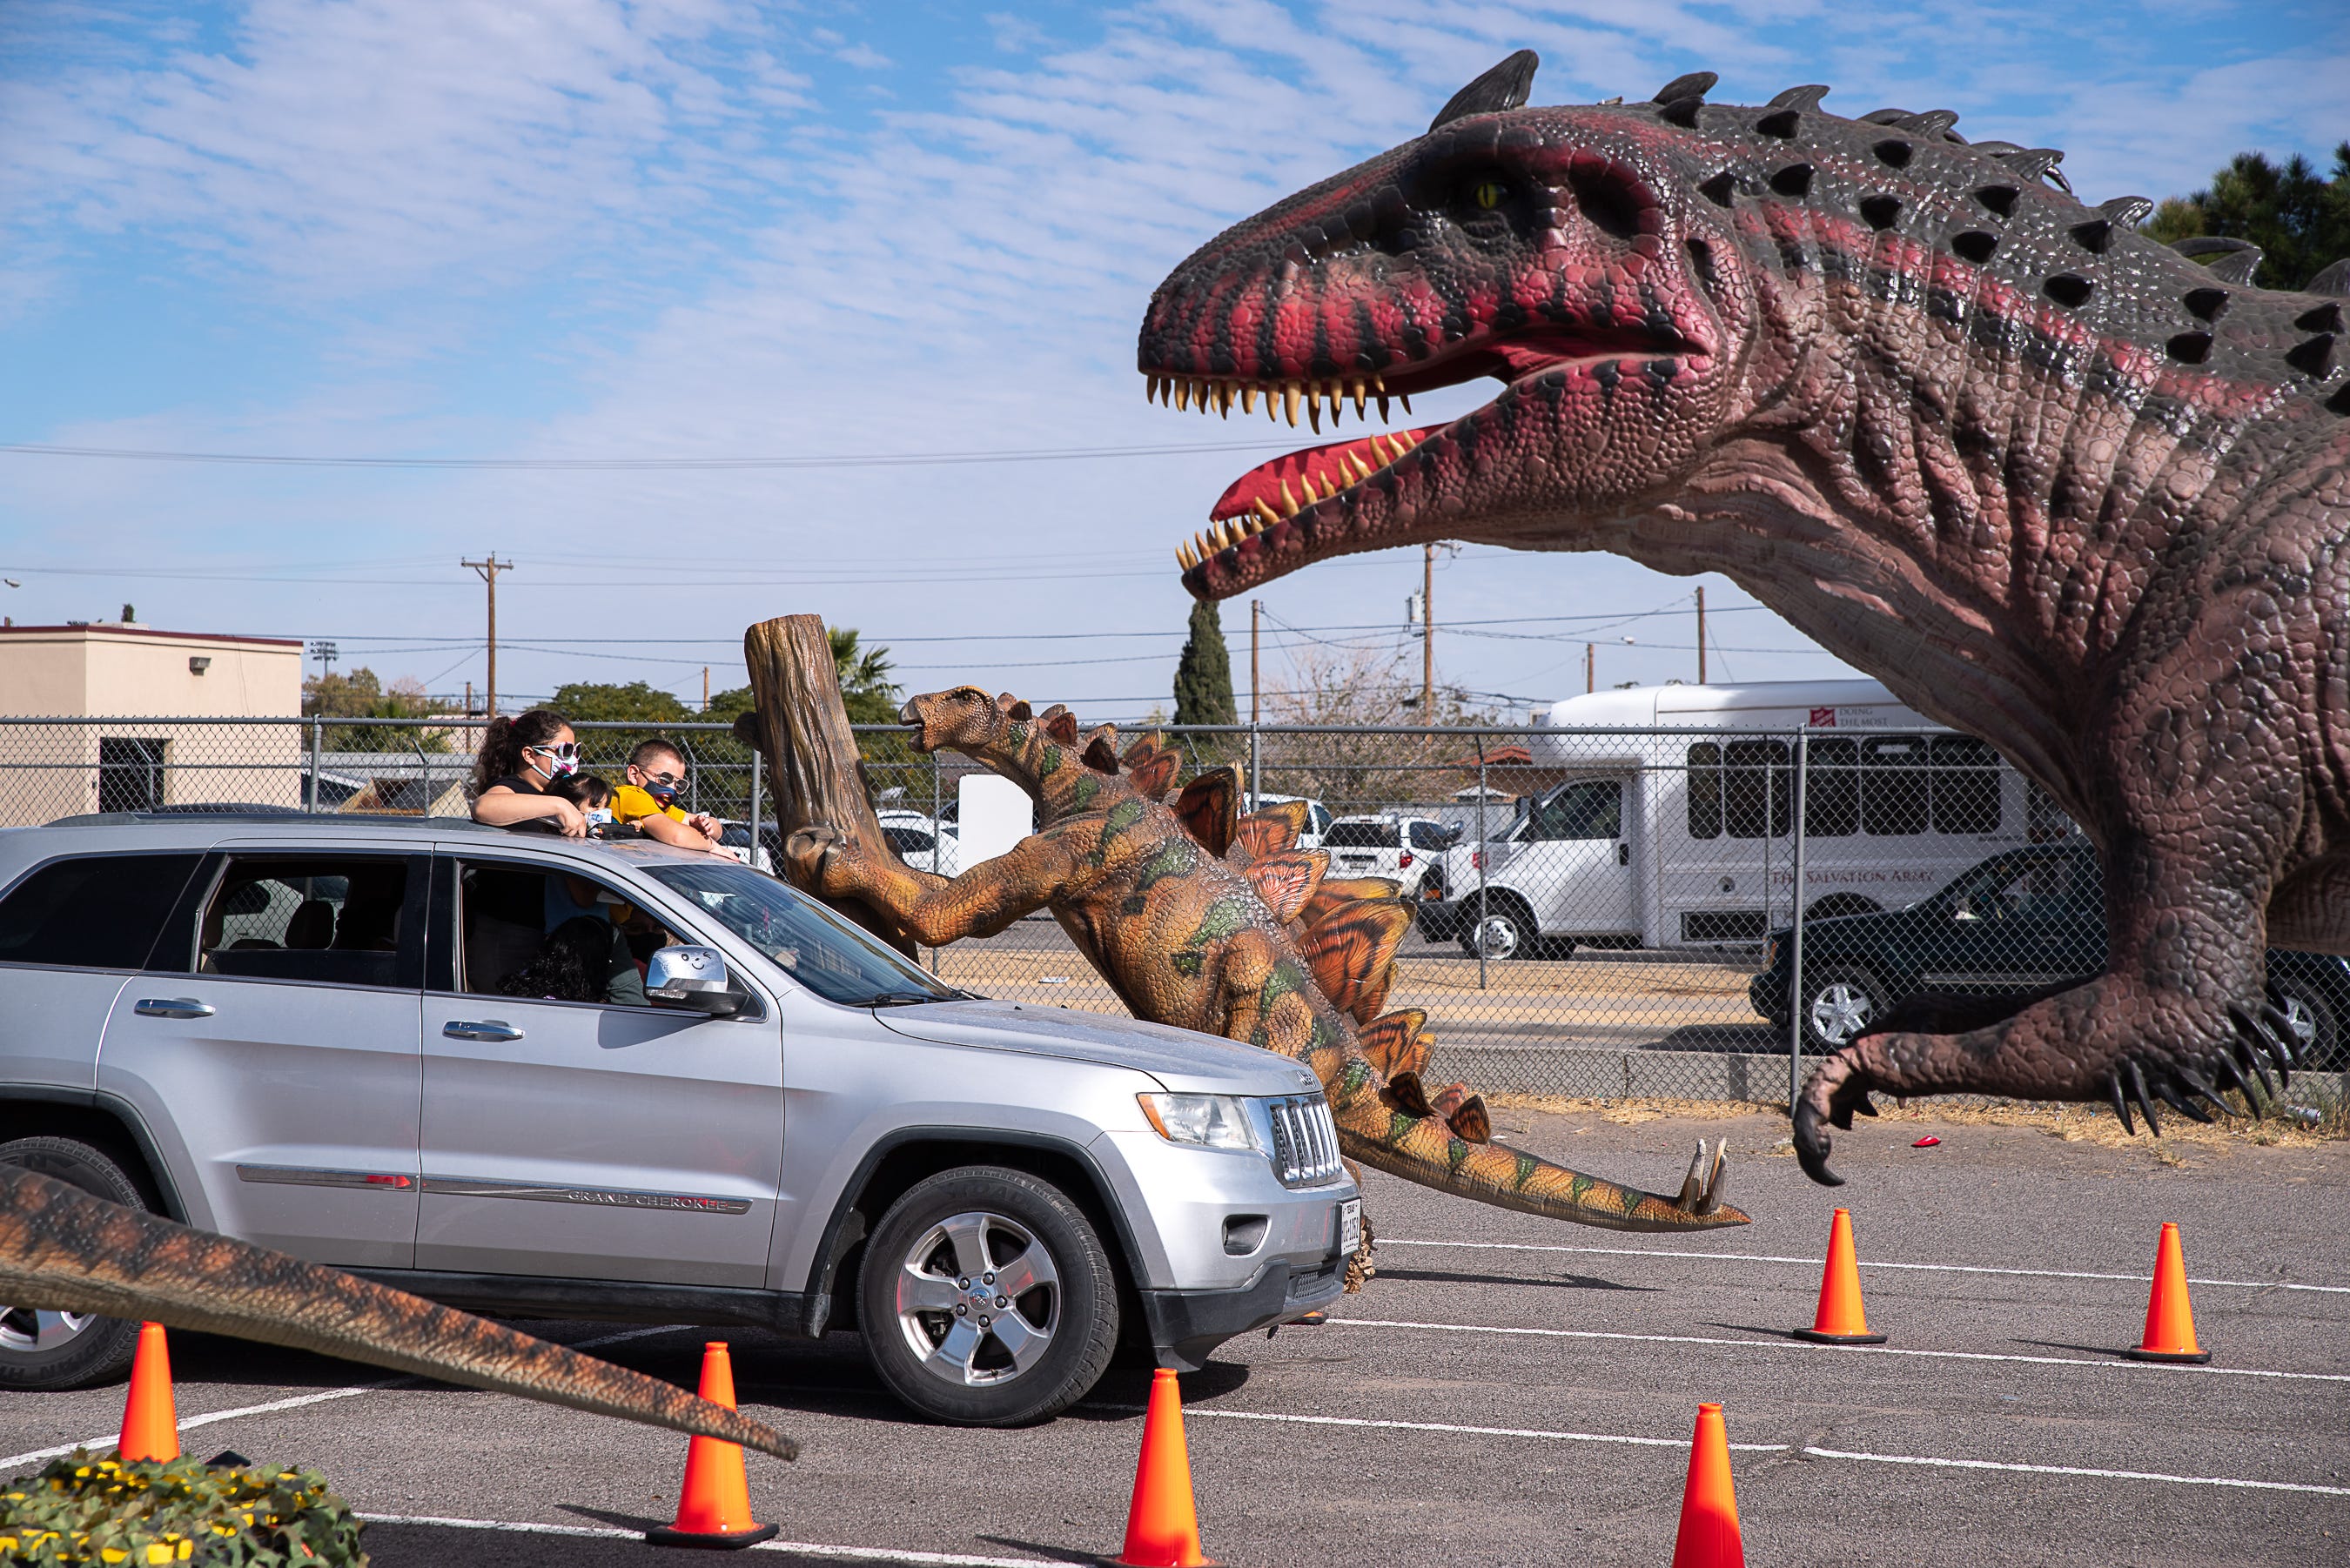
1472,178,1506,210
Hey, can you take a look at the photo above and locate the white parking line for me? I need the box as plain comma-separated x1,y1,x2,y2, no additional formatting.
356,1513,1062,1564
1799,1446,2350,1498
1087,1401,1787,1451
1382,1238,2350,1295
0,1323,689,1473
1329,1316,2350,1383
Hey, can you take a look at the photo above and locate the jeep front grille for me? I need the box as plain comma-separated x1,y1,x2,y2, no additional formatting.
1266,1095,1344,1189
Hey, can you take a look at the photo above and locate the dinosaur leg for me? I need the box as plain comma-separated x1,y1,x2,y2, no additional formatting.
787,822,1086,944
1796,839,2288,1183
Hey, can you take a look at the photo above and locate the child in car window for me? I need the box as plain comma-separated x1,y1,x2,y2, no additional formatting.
610,739,737,858
548,774,620,834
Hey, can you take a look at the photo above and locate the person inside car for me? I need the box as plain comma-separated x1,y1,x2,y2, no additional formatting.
547,772,620,834
609,739,735,857
470,709,588,838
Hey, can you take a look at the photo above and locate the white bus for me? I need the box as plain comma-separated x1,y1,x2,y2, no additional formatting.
1440,680,2067,958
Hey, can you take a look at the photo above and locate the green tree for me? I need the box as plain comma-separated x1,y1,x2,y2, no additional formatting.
548,680,694,724
708,627,903,727
302,667,456,752
2145,143,2350,291
1172,599,1237,727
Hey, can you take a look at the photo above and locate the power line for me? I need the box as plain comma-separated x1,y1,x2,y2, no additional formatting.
0,436,1301,472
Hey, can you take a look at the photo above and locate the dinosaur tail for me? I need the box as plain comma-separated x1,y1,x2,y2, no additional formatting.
1327,1056,1746,1230
0,1166,797,1459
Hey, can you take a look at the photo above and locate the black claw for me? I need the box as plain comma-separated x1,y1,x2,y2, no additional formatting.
2259,1003,2301,1067
2107,1070,2137,1136
1792,1098,1846,1187
2175,1066,2239,1118
2126,1059,2163,1138
2233,1033,2279,1099
2228,1005,2292,1089
1854,1095,1879,1118
2156,1080,2213,1124
2213,1050,2265,1112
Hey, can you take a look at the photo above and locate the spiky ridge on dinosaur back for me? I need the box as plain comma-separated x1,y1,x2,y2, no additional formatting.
1139,64,2349,600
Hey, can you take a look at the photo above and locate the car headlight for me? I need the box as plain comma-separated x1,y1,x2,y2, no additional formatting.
1138,1093,1261,1151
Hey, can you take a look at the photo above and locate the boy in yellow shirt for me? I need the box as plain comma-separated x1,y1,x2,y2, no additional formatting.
610,738,737,858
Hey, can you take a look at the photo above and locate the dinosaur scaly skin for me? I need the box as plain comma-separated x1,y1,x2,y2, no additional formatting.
0,1165,796,1459
787,687,1743,1249
1136,54,2350,1183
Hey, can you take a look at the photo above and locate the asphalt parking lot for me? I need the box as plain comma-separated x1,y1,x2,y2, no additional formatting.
7,1105,2345,1566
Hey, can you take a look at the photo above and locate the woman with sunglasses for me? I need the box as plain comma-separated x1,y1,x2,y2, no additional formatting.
470,708,590,837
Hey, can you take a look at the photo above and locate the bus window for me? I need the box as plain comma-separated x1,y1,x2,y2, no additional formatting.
1805,737,1860,837
1686,743,1722,840
1530,780,1622,841
1722,739,1791,839
1930,735,2002,833
1862,734,1930,835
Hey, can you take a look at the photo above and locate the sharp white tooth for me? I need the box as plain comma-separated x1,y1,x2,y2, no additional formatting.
1345,452,1373,483
1400,392,1413,413
1146,375,1159,404
1252,499,1280,526
1240,385,1258,414
1307,398,1321,434
1283,383,1300,427
1350,379,1366,417
1373,372,1386,393
1377,392,1392,420
1279,477,1299,514
1174,380,1191,412
1370,433,1395,464
1325,382,1342,426
1218,384,1234,416
1216,520,1235,549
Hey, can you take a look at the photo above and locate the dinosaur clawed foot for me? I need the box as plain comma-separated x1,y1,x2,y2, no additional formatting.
1675,1138,1730,1216
2102,1002,2299,1136
1793,1051,1878,1186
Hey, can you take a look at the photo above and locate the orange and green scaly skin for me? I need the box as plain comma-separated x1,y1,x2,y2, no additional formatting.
0,1164,796,1460
788,687,1744,1241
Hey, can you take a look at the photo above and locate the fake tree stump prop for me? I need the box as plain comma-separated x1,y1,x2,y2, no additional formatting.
734,614,915,953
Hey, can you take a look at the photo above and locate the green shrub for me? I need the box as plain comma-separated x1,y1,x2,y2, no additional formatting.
0,1451,365,1567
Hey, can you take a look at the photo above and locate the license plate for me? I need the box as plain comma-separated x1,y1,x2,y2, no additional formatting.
1337,1198,1361,1256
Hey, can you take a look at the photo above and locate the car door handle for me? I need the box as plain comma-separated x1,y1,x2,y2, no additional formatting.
442,1020,526,1042
1617,842,1630,866
134,998,214,1020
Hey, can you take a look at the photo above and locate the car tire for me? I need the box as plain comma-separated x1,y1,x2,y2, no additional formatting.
1801,966,1888,1052
0,1136,148,1392
859,1166,1118,1427
1460,899,1539,961
2266,975,2340,1070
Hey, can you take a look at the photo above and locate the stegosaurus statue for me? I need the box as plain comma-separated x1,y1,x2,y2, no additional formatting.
787,686,1746,1284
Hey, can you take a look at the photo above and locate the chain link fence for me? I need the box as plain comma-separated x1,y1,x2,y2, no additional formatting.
6,713,2344,1100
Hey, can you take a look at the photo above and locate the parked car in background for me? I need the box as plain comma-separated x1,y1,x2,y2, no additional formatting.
1749,841,2350,1069
1321,814,1458,902
0,811,1359,1420
876,810,960,876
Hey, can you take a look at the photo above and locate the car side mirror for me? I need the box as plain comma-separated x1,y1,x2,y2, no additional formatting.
646,945,749,1015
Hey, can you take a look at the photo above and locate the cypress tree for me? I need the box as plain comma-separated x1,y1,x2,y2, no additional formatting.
1172,599,1239,727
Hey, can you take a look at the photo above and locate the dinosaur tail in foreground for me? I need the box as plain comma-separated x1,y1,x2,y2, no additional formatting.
1327,1066,1743,1232
0,1166,796,1460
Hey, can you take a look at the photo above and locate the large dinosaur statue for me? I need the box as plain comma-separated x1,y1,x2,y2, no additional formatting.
1,1163,796,1459
785,684,1744,1273
1134,50,2350,1183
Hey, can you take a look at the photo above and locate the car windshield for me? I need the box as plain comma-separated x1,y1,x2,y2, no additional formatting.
1325,821,1398,848
644,861,957,1007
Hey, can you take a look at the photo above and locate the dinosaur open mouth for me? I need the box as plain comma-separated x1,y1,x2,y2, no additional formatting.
1152,325,1695,594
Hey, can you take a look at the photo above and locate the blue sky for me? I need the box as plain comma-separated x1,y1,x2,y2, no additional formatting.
2,0,2341,720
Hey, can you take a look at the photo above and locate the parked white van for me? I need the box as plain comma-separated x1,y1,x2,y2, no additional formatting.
1427,680,2065,958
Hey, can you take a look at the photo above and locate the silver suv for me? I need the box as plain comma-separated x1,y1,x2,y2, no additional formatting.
0,813,1356,1426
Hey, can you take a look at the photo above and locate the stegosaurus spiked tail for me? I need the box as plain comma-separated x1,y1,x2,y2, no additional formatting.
0,1165,798,1459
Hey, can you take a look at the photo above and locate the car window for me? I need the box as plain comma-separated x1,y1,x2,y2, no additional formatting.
1946,853,2097,921
1407,821,1452,850
1324,821,1398,849
198,856,417,988
645,860,956,1006
0,854,204,972
882,826,937,855
1529,781,1622,841
454,861,683,1008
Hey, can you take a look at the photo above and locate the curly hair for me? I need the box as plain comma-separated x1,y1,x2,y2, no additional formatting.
495,916,612,1002
472,708,569,796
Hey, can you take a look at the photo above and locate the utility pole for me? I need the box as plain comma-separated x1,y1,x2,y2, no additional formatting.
1695,586,1708,685
1421,542,1435,717
462,553,513,717
702,667,710,712
1250,599,1262,725
1586,642,1595,694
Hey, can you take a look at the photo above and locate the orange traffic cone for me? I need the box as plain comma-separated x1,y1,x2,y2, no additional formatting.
117,1322,179,1463
2124,1222,2212,1364
646,1342,778,1550
1114,1369,1212,1567
1669,1403,1745,1568
1792,1208,1886,1344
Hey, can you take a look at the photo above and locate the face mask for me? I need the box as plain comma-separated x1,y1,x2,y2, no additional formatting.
645,780,679,806
529,741,580,780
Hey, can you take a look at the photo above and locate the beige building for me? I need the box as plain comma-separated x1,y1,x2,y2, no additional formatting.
0,622,304,823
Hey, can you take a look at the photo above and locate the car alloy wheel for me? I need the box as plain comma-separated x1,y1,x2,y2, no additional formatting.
0,1309,98,1356
1803,968,1883,1049
891,1210,1060,1389
0,1136,148,1390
